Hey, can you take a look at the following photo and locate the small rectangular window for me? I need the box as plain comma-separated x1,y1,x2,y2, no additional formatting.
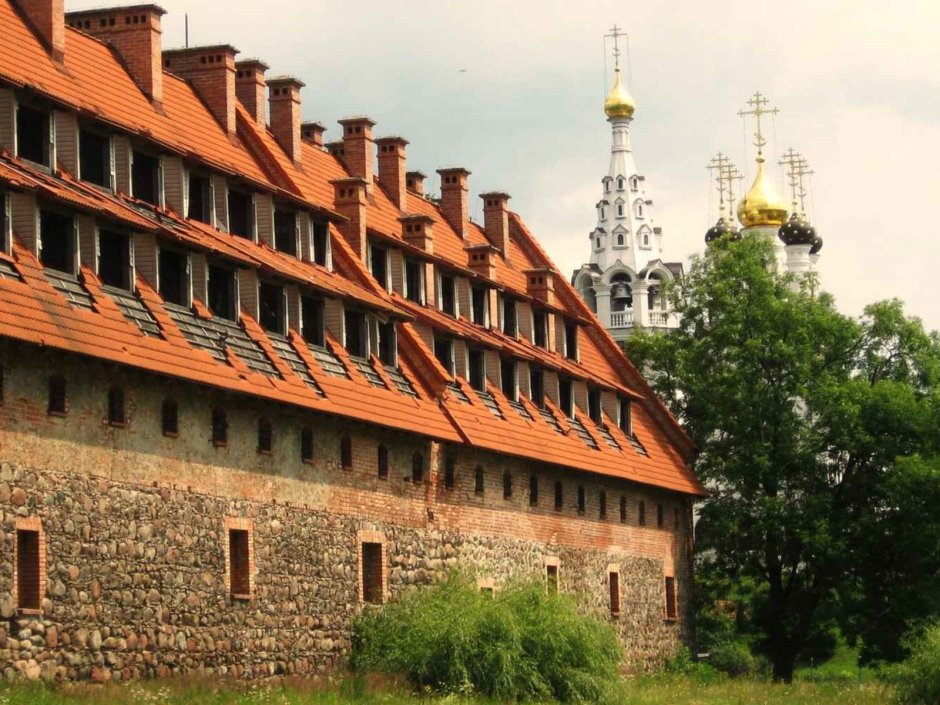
17,104,50,166
48,376,67,415
619,397,633,436
228,189,254,238
546,564,558,594
344,309,368,357
370,244,388,289
439,272,456,316
187,173,212,223
207,264,237,320
529,475,539,506
378,319,396,366
434,337,454,376
533,310,547,348
468,348,486,391
554,482,563,511
301,295,325,347
530,366,544,408
502,296,517,337
258,281,285,334
405,258,423,303
312,220,329,267
39,209,76,273
212,408,228,447
341,436,353,470
98,229,131,289
588,388,602,425
500,359,516,401
132,150,160,204
228,528,250,598
300,427,314,463
257,418,273,454
161,398,178,437
80,129,111,188
274,209,297,256
565,322,579,360
16,529,41,611
471,285,488,326
609,571,621,616
361,542,384,604
158,248,188,306
559,378,573,418
377,445,389,479
444,458,456,489
665,577,678,620
107,386,125,426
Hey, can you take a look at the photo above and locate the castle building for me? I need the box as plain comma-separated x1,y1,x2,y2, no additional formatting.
573,30,682,343
0,1,703,682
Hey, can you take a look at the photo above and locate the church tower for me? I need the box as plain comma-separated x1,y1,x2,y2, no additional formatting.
573,27,682,342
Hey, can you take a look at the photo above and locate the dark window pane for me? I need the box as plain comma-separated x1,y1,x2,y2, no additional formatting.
17,105,49,166
529,475,538,506
589,388,602,424
554,481,563,511
188,174,211,223
80,129,110,187
228,529,250,596
361,542,383,604
132,151,159,204
39,210,75,272
440,274,456,316
378,320,396,365
212,408,228,446
162,398,178,436
312,221,329,266
16,530,40,610
301,295,324,346
471,285,487,325
620,398,632,435
274,209,297,256
228,190,253,238
259,281,284,333
344,310,367,357
565,322,578,359
434,337,453,375
207,264,236,320
530,367,544,407
502,297,517,336
559,379,572,417
468,348,485,391
158,249,187,305
107,386,125,426
98,229,129,289
533,310,547,348
405,258,422,303
370,244,388,289
377,445,388,479
500,359,515,400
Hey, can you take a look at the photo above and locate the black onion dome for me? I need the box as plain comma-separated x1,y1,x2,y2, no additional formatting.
705,216,739,245
810,233,823,255
778,212,816,246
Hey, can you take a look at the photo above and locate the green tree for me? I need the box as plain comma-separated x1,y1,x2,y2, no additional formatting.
627,234,940,681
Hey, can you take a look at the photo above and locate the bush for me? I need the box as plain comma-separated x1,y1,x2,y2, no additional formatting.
350,573,622,702
709,641,757,677
665,646,721,682
891,623,940,705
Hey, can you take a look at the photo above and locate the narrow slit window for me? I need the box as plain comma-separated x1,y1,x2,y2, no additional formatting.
301,295,325,347
300,427,314,463
468,348,485,392
132,150,160,205
529,475,538,506
502,471,512,500
501,296,517,336
361,542,384,604
444,457,456,489
657,503,665,528
16,529,41,611
341,435,352,470
546,564,558,594
577,486,586,515
565,322,579,360
211,408,228,447
228,529,250,598
48,375,67,415
471,285,488,325
158,248,188,306
500,359,516,401
533,310,547,348
609,571,621,616
377,444,389,479
257,418,273,454
107,385,126,426
554,481,563,511
530,367,544,408
620,495,627,523
207,264,237,320
638,500,646,526
411,452,424,483
559,378,573,418
439,272,457,316
665,577,678,620
599,490,607,519
588,388,602,425
162,398,178,436
79,129,111,188
312,220,329,267
474,465,484,495
259,281,285,334
39,209,76,273
274,209,297,256
98,229,131,289
619,397,633,436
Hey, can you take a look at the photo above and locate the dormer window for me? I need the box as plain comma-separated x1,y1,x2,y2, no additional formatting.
471,284,488,326
187,171,212,224
132,150,161,205
500,358,516,401
16,103,51,167
600,207,607,220
39,208,77,274
565,322,579,361
588,388,602,425
79,128,112,189
227,188,254,239
619,397,633,436
274,208,298,256
468,348,486,391
405,258,424,304
344,309,368,357
595,237,602,250
97,229,132,290
312,220,330,267
369,243,388,290
258,281,285,334
533,310,548,348
439,271,457,316
207,263,237,320
158,247,190,306
501,296,517,337
559,378,573,418
377,319,397,366
434,336,454,376
301,294,325,347
529,366,544,408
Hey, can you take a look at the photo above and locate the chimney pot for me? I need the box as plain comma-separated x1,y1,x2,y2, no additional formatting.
21,0,65,61
235,58,269,125
268,75,305,165
375,136,409,211
163,45,239,134
437,167,471,239
301,121,326,148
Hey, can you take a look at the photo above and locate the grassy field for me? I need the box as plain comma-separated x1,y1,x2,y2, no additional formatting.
0,673,893,705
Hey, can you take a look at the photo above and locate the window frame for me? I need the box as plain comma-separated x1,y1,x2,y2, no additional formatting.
404,257,424,304
16,102,53,168
300,294,325,347
343,308,369,358
207,262,238,321
470,284,488,326
157,246,191,307
501,295,517,337
468,347,486,392
79,126,113,190
131,148,163,206
500,358,516,401
97,227,134,291
258,280,286,335
273,207,298,257
38,207,78,275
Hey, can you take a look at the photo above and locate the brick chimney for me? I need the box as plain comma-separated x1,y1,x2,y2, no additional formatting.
406,171,426,196
375,136,408,211
163,45,239,135
326,141,346,164
481,191,511,259
66,5,166,104
20,0,65,62
437,168,470,239
301,121,326,148
401,214,434,254
467,243,497,279
525,268,556,306
338,117,376,194
331,177,368,260
268,76,304,166
235,59,268,125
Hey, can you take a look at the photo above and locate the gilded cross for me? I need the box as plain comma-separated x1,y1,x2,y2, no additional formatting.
738,91,779,158
778,148,813,212
606,24,624,70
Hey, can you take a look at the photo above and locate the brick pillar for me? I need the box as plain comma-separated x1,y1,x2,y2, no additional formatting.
437,167,470,239
162,45,239,135
375,136,408,211
268,76,304,165
235,59,268,125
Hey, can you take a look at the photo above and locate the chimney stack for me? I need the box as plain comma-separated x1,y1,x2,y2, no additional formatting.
162,45,239,135
437,167,470,239
235,59,268,125
301,121,326,148
21,0,65,62
401,214,434,254
406,171,426,196
481,191,511,257
338,116,376,193
467,244,497,279
331,177,368,260
525,268,556,306
268,76,305,165
375,136,408,211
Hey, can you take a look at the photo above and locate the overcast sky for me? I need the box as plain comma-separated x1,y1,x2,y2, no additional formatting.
70,0,940,331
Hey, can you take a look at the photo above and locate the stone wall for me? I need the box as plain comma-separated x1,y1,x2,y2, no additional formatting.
0,341,694,681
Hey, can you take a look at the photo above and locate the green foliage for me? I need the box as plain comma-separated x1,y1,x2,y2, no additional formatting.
627,235,940,681
709,641,759,677
888,623,940,705
350,573,622,702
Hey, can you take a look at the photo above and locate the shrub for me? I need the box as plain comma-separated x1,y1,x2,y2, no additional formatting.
709,640,757,677
350,573,622,702
891,623,940,705
665,646,721,682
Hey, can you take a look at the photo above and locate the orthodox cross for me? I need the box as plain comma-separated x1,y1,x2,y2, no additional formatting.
606,24,624,70
738,91,779,158
707,153,742,218
778,148,813,212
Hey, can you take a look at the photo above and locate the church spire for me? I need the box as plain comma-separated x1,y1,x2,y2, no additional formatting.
603,25,635,120
736,91,788,229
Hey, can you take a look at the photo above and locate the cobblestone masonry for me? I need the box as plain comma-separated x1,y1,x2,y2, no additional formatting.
0,342,693,681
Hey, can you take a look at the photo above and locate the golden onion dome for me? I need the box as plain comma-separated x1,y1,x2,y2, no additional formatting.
604,68,635,119
737,158,788,228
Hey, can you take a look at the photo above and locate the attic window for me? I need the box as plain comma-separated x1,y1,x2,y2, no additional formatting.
107,385,126,426
48,375,67,416
158,248,189,306
227,189,254,239
132,150,161,205
211,408,228,447
404,258,424,303
434,337,454,376
79,129,112,188
39,209,76,274
619,397,633,436
529,475,538,506
471,285,488,326
501,296,517,337
377,319,397,366
439,272,457,316
259,281,285,334
369,244,388,289
588,388,602,425
344,309,368,357
533,310,548,348
411,452,424,483
529,366,544,408
312,221,330,267
500,358,516,401
207,264,237,320
187,172,212,224
161,398,178,436
301,295,325,347
559,378,573,418
377,444,389,479
468,348,485,392
2,191,10,254
98,229,132,290
274,209,298,256
565,322,579,361
16,104,51,167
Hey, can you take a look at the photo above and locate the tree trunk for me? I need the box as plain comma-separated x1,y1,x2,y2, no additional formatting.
771,649,797,683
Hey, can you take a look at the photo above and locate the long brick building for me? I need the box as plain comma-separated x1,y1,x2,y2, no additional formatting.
0,0,704,682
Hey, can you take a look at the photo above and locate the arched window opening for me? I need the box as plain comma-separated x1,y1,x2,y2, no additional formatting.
616,233,624,246
412,451,424,483
377,444,389,479
617,204,624,217
617,177,624,190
